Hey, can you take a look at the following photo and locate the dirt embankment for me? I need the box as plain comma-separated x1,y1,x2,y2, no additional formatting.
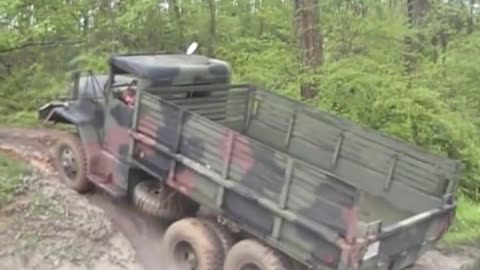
0,128,477,270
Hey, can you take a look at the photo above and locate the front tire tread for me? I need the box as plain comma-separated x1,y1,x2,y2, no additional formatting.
53,132,92,193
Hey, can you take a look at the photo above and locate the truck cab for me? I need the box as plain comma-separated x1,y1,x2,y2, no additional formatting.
38,44,232,197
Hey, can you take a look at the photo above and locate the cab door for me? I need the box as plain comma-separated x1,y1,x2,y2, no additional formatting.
87,74,137,191
102,75,136,159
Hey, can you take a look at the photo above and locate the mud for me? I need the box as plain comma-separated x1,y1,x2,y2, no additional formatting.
0,130,124,269
0,127,476,270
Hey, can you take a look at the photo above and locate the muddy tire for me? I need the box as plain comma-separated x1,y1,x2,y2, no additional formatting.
53,133,93,193
163,217,224,270
200,217,235,255
224,239,291,270
132,180,199,220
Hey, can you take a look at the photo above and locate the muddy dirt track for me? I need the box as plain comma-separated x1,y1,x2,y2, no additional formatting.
0,127,476,270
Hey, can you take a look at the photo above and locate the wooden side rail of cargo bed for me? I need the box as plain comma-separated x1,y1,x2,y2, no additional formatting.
130,130,346,244
242,88,462,216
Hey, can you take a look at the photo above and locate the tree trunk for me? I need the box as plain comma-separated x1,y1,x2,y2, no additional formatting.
294,0,322,100
468,0,475,34
169,0,184,46
205,0,216,57
407,0,429,26
404,0,429,74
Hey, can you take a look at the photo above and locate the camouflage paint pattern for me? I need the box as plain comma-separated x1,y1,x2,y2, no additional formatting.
39,53,460,270
109,54,230,87
129,85,459,270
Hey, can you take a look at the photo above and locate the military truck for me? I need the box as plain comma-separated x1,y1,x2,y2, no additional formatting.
38,43,461,270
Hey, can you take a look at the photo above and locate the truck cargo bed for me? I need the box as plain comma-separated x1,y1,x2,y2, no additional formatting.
128,84,460,269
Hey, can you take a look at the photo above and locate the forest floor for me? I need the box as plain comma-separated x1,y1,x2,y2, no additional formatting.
0,127,477,270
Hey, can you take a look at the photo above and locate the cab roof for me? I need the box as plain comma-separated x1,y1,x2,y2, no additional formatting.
108,53,231,86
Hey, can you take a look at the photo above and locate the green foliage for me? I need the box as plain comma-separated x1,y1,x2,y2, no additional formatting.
444,196,480,245
0,153,30,208
0,65,66,125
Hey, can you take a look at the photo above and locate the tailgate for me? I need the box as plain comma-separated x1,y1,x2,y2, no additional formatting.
360,201,455,270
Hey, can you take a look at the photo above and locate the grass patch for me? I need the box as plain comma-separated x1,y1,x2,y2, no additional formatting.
0,152,31,208
0,110,74,132
443,196,480,246
0,111,43,128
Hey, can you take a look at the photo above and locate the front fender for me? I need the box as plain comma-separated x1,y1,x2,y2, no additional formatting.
38,100,103,127
38,99,104,151
38,101,71,124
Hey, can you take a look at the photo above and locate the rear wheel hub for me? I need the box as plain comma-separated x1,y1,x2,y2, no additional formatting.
174,241,199,270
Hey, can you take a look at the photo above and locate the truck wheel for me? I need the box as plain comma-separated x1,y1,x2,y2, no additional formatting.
133,180,199,220
224,239,290,270
200,217,235,255
163,217,223,270
53,133,93,193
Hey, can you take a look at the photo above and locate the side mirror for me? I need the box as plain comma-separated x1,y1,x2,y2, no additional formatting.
186,42,199,55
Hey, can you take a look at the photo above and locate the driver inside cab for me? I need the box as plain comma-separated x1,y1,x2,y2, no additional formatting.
121,80,137,108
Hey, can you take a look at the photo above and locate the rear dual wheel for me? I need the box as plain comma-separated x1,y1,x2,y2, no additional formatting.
199,217,235,254
162,217,290,270
224,239,290,270
163,217,225,270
